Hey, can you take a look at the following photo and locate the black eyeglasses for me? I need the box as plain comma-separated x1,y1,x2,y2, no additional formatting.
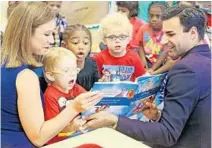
105,34,129,41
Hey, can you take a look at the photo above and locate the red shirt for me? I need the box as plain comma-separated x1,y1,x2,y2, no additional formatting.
129,17,143,49
92,48,146,82
44,84,86,144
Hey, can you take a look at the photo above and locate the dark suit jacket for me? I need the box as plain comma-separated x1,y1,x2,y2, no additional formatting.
116,44,211,148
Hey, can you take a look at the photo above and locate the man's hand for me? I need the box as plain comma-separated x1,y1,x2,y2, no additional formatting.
142,101,161,121
82,111,118,129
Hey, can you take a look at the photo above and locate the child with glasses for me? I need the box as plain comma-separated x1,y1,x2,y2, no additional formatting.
99,2,143,52
62,24,100,91
93,13,146,82
43,47,87,144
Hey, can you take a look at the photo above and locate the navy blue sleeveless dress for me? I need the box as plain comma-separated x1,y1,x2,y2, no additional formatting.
1,64,44,147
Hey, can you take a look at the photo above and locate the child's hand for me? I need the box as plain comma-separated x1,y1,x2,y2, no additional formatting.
70,92,102,113
143,61,148,70
147,68,156,75
98,76,106,82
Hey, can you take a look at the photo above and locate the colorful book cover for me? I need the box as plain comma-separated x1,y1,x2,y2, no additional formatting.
83,73,167,119
69,73,167,138
83,82,139,116
126,73,167,121
102,65,135,82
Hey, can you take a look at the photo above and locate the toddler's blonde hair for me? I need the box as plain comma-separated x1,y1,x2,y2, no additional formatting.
43,47,77,73
99,12,133,40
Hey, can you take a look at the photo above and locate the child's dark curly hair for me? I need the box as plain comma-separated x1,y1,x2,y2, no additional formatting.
63,24,92,48
116,1,138,17
148,1,169,13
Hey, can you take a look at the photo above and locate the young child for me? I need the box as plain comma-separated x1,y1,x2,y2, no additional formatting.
93,12,146,82
43,47,87,144
62,24,100,91
148,3,210,75
45,1,68,47
100,2,143,51
116,1,143,50
135,2,175,75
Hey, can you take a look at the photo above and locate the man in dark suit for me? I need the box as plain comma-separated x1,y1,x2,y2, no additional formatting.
83,5,211,148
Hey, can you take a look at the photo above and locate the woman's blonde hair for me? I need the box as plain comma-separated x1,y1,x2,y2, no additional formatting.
43,47,77,73
99,12,133,40
7,3,20,19
1,2,55,68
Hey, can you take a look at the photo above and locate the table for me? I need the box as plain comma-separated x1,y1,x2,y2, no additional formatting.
43,128,151,148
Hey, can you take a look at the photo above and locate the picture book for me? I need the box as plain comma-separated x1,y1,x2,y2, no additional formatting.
83,73,167,120
68,73,167,138
83,81,139,116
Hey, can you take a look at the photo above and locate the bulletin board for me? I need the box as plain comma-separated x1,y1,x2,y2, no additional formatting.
60,1,117,53
61,1,109,25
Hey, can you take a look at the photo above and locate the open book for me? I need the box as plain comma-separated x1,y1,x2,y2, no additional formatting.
68,73,167,138
83,73,167,121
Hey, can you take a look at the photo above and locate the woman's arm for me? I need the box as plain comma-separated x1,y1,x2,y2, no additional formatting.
16,69,101,147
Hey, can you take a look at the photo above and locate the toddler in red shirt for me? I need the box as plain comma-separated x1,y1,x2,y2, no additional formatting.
93,13,146,82
43,47,87,144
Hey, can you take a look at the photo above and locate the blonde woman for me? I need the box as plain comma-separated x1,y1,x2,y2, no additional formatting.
1,2,101,147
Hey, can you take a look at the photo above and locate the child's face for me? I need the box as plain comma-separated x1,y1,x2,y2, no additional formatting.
117,6,130,18
65,30,91,62
47,1,62,16
149,5,163,30
104,28,130,57
51,56,78,93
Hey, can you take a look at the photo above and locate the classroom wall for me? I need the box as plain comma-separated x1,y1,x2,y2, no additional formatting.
0,1,9,32
0,1,115,52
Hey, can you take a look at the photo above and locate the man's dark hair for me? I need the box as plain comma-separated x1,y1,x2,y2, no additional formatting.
148,1,169,13
116,1,138,17
162,5,206,40
176,1,199,8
